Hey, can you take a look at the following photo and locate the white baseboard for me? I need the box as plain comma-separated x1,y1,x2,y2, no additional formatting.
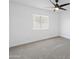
60,34,70,39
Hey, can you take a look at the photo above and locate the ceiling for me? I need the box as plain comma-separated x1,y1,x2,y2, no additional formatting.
10,0,70,11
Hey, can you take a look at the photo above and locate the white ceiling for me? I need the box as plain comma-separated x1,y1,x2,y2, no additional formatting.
10,0,70,10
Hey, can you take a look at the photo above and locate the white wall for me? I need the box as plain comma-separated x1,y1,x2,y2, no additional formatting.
59,11,70,39
9,2,59,47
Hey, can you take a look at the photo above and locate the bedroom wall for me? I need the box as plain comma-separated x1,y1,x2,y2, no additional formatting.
59,10,70,39
9,1,59,47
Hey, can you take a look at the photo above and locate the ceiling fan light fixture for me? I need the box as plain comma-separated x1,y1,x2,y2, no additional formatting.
54,7,59,11
49,0,70,11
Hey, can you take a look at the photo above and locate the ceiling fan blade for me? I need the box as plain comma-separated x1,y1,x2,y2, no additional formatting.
55,0,58,3
60,3,70,7
59,8,67,10
49,0,55,6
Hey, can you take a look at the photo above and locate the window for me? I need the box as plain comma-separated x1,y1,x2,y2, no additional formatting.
33,14,49,30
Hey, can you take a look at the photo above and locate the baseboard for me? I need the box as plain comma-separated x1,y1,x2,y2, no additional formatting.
9,36,69,49
60,35,70,39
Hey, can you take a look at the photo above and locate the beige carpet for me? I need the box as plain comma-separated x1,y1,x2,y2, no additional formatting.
9,37,70,59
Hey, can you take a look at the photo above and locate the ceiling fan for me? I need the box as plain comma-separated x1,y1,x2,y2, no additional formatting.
49,0,70,11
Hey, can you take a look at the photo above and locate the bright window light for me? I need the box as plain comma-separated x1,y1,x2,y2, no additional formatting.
33,14,49,30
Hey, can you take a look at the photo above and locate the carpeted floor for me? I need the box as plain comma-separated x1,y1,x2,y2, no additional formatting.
9,37,70,59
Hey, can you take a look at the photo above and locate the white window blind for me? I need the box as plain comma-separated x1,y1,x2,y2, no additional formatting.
33,14,49,30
